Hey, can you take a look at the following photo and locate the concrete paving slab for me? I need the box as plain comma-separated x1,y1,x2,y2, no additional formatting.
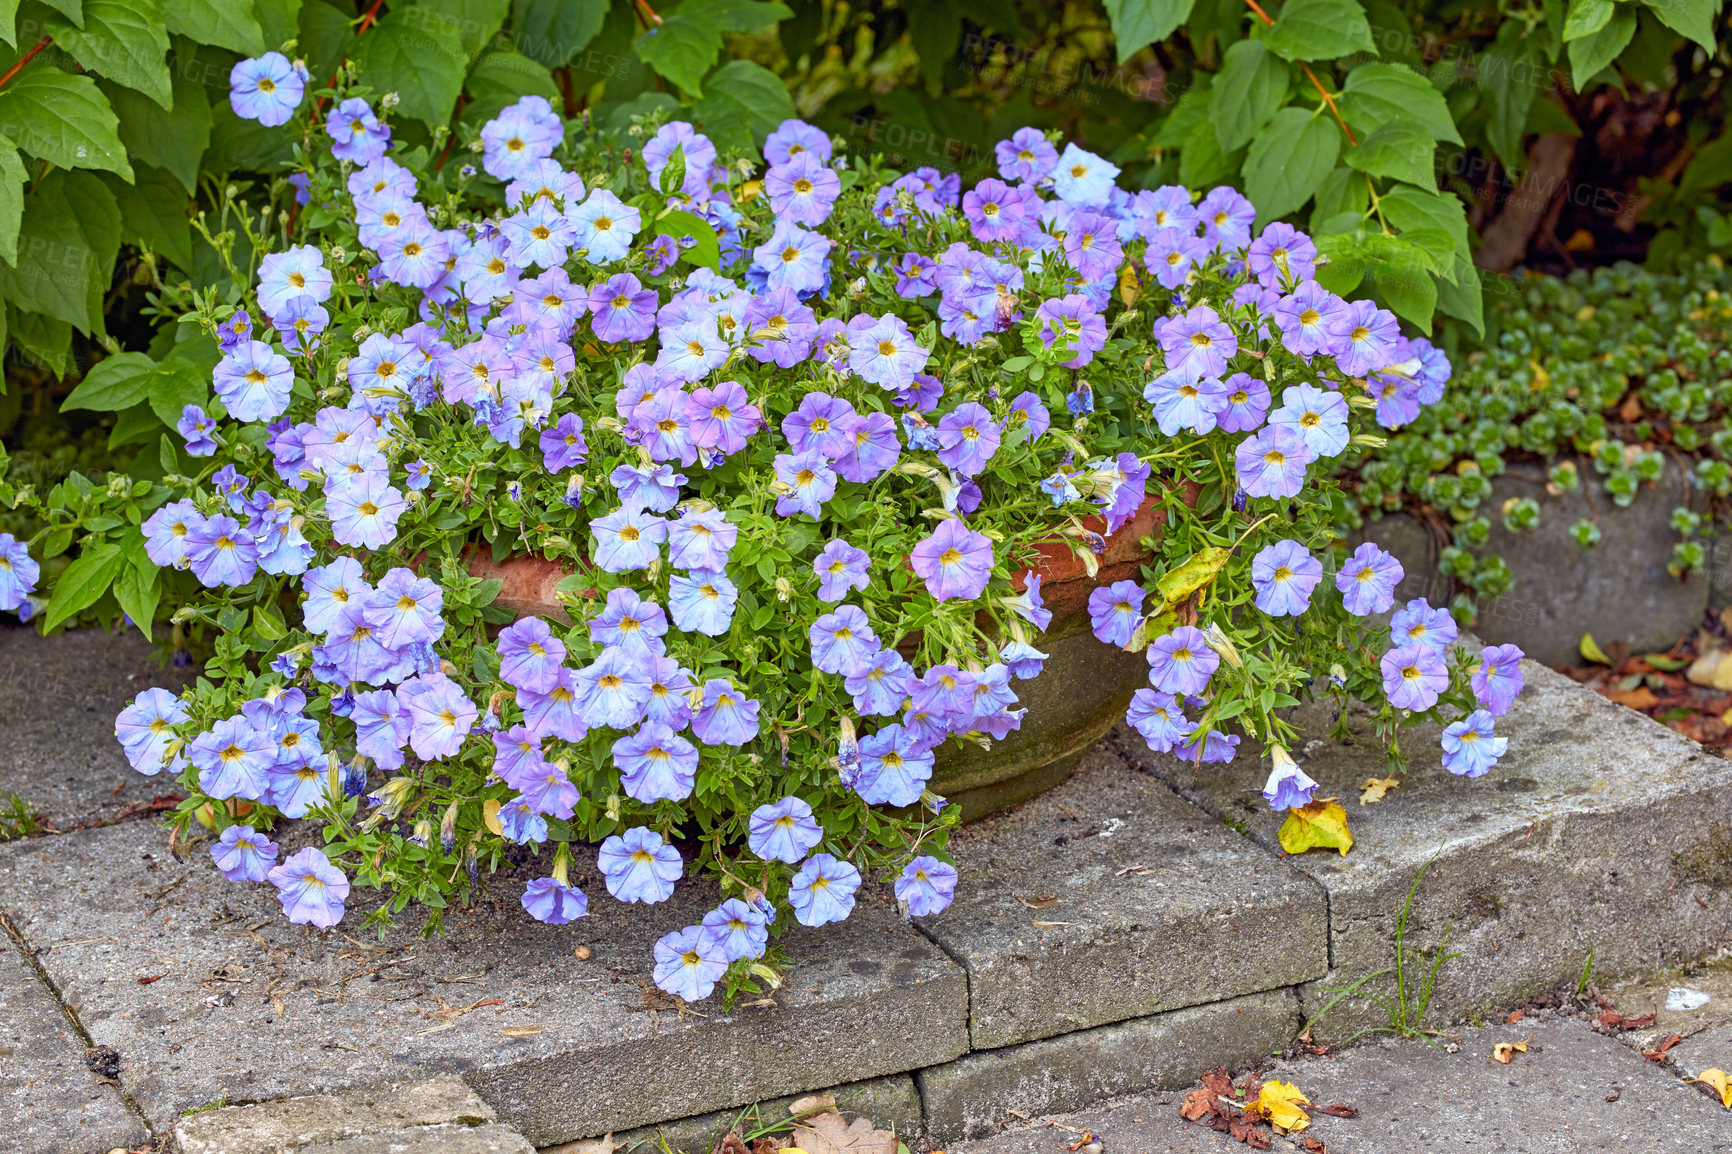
0,821,968,1147
948,1016,1732,1153
916,989,1299,1142
916,741,1326,1049
1140,660,1732,1040
1607,956,1732,1056
603,1074,923,1153
322,1122,534,1153
1,924,148,1154
172,1073,495,1153
0,626,192,830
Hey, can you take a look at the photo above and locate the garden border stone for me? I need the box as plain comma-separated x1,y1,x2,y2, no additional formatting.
1142,659,1732,1039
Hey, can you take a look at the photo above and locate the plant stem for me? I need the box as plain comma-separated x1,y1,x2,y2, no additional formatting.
1238,0,1358,147
0,36,52,91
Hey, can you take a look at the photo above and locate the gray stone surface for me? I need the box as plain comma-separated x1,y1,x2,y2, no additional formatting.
0,820,968,1147
173,1073,494,1153
916,989,1300,1142
917,741,1327,1049
1143,660,1732,1041
0,925,148,1154
0,625,192,829
605,1074,923,1153
948,1016,1732,1153
1361,460,1708,667
323,1122,534,1153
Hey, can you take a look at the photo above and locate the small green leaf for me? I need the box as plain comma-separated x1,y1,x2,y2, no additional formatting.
1562,0,1614,40
1210,40,1289,153
1567,5,1635,90
44,542,127,631
1643,0,1715,53
163,0,264,55
147,355,210,426
63,351,156,411
1340,62,1462,146
692,60,796,153
1344,119,1436,187
1103,0,1199,62
1244,107,1341,223
1264,0,1376,61
113,553,159,639
657,209,721,271
0,133,23,267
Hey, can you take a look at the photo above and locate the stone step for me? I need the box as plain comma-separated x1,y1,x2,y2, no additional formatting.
1,923,147,1154
1141,659,1732,1042
173,1074,503,1153
946,1015,1732,1154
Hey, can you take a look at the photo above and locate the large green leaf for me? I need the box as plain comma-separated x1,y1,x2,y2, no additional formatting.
0,173,120,334
1435,253,1484,336
1210,40,1289,153
0,69,132,178
106,73,211,194
1379,184,1471,266
0,133,22,267
462,48,561,125
1567,6,1636,89
1562,0,1614,40
254,0,303,50
1679,131,1732,199
1103,0,1198,62
1481,41,1538,172
418,0,511,56
299,0,355,84
147,355,211,426
44,542,126,632
113,542,160,639
1244,106,1341,223
62,351,156,411
353,9,470,127
634,0,792,95
1339,62,1462,146
1644,0,1715,52
163,0,264,55
510,0,607,68
9,306,72,377
105,165,192,269
1264,0,1376,61
1364,235,1437,328
1178,115,1237,188
47,0,172,109
692,60,796,153
1344,119,1436,187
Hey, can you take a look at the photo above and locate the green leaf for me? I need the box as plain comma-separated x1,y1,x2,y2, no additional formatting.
1339,62,1462,146
1313,231,1365,295
1562,0,1614,40
106,73,211,194
1679,131,1732,199
107,401,163,450
44,542,126,631
353,9,470,127
1244,106,1341,223
1210,39,1289,153
635,0,791,95
254,0,303,50
299,0,356,84
0,0,18,45
1568,6,1635,90
0,69,132,178
1481,38,1538,172
417,0,511,56
36,0,81,25
1264,0,1376,61
510,0,607,68
62,351,155,411
1152,82,1211,148
1379,184,1471,266
113,548,159,639
205,100,294,173
106,165,192,269
9,307,72,377
1343,119,1436,187
1309,165,1368,232
1643,0,1715,53
461,49,560,125
657,208,720,271
147,355,210,426
163,0,264,55
905,2,961,89
1178,115,1236,188
1365,235,1437,327
253,602,288,641
692,60,795,153
0,173,120,334
47,0,172,109
0,133,22,267
1103,0,1198,63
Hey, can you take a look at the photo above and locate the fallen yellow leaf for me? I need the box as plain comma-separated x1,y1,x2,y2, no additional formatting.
1257,1079,1311,1133
1359,776,1400,805
1118,262,1141,309
1693,1068,1732,1108
1156,547,1232,613
1493,1034,1533,1064
1580,633,1612,665
482,798,504,836
1278,800,1354,857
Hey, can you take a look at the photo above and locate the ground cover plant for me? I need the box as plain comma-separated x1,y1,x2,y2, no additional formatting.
0,54,1529,1004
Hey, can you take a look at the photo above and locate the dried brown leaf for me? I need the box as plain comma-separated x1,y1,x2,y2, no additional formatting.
1318,1103,1359,1118
1358,776,1400,805
1644,1034,1684,1061
1180,1088,1216,1122
788,1110,897,1154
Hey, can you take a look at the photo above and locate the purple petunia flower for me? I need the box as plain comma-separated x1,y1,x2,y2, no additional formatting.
1270,383,1351,460
267,847,350,927
1235,425,1314,500
910,519,994,602
326,97,390,165
690,678,761,746
229,53,305,127
1250,539,1323,617
996,126,1059,183
1380,642,1449,711
588,273,659,343
936,402,1001,476
598,826,683,903
1336,299,1403,377
813,539,870,602
773,450,837,518
1471,644,1525,716
748,796,824,863
1127,688,1190,753
1336,542,1404,616
653,925,728,1001
211,824,279,882
701,898,770,961
1158,305,1236,383
522,877,589,924
398,673,477,761
615,723,699,803
895,855,959,917
1390,597,1457,654
854,724,934,806
116,687,190,775
1247,222,1318,289
1442,710,1508,777
1262,747,1319,810
1217,373,1271,434
789,853,862,927
1147,625,1220,697
1088,580,1146,647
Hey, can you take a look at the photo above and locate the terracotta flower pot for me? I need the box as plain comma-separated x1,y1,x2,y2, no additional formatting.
466,493,1166,821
